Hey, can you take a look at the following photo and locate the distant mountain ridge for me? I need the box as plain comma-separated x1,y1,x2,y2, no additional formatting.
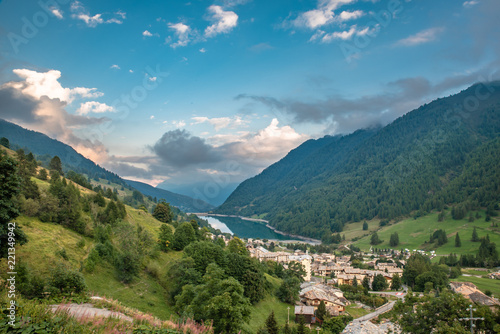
124,179,213,212
0,119,213,212
216,82,500,239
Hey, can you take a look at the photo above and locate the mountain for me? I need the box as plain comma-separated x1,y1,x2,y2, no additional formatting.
125,179,214,212
156,181,239,207
216,82,500,240
0,119,211,212
0,118,125,185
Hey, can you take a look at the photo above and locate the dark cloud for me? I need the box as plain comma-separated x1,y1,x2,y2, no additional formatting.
152,129,222,168
0,86,39,123
236,69,500,134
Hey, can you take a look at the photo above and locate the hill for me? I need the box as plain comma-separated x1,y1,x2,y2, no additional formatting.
216,82,500,239
124,179,213,213
0,118,211,212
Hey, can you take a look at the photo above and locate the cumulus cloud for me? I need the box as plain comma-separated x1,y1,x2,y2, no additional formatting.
204,5,238,37
3,69,102,103
70,1,125,27
110,64,120,70
191,115,248,131
76,101,115,115
395,27,444,46
142,30,153,37
0,69,111,163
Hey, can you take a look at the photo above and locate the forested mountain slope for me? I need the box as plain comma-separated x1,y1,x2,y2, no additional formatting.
216,82,500,239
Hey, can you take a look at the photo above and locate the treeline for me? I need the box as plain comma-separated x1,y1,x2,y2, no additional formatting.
440,235,499,268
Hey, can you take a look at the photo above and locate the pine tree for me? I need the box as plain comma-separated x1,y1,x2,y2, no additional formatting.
363,221,368,230
455,233,461,247
265,311,279,334
316,301,328,321
49,156,63,175
471,227,479,242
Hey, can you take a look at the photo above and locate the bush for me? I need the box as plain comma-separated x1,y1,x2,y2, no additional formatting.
50,264,87,294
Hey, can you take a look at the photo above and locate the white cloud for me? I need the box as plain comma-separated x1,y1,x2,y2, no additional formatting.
463,1,479,7
222,118,309,164
320,24,377,42
205,5,238,37
168,22,191,48
150,115,155,120
70,1,125,27
4,69,103,103
191,115,248,131
110,64,120,70
51,7,64,19
77,101,114,114
395,27,444,46
149,77,157,82
339,10,364,21
173,120,186,128
0,68,111,164
143,30,153,37
129,69,134,73
292,0,357,29
199,48,206,53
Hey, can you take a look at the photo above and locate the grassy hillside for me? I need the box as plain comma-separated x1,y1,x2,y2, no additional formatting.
352,210,500,255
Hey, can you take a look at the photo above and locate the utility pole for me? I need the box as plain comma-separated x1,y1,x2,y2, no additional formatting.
287,306,290,324
459,304,484,334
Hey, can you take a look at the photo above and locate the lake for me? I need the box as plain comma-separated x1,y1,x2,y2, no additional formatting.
198,215,303,241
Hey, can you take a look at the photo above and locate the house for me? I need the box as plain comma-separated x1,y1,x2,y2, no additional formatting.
299,283,349,316
450,282,500,311
295,306,315,324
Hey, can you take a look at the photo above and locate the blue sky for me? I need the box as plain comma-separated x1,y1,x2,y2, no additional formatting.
0,0,499,205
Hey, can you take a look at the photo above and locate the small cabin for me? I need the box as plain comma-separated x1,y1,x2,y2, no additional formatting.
295,306,315,324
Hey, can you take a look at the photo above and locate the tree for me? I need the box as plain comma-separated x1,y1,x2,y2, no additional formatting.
0,151,28,258
362,276,370,290
322,316,352,334
297,316,306,334
152,201,172,223
227,236,249,256
265,311,279,334
455,232,461,247
372,274,388,291
38,168,48,180
390,274,402,291
389,232,399,247
49,156,63,175
393,289,498,333
352,275,358,287
158,224,173,252
362,221,368,230
173,222,196,250
403,253,431,289
277,276,301,304
316,300,328,322
471,226,479,242
370,232,381,245
0,137,10,148
175,263,251,334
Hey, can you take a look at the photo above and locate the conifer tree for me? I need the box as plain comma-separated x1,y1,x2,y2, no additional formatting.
455,233,461,247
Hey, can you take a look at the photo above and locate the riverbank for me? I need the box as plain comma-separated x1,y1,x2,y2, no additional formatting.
192,213,321,245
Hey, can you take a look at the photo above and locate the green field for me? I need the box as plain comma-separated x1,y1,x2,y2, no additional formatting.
352,211,500,256
345,304,371,319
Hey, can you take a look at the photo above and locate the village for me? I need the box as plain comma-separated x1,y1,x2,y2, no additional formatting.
237,237,500,331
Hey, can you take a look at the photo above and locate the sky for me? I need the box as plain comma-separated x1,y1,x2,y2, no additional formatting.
0,0,499,205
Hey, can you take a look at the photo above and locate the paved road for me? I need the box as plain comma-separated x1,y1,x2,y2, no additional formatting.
353,301,396,322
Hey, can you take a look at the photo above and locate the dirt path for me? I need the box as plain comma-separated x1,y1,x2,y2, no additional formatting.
50,302,133,322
